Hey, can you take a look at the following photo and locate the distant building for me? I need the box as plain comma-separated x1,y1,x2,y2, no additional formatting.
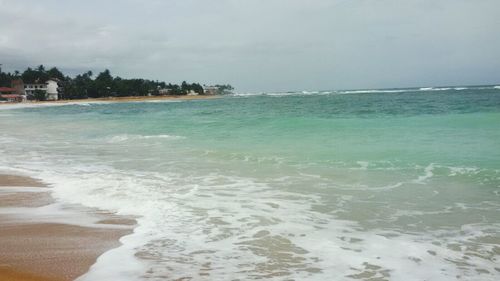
0,87,24,102
24,79,59,100
203,86,220,95
24,82,47,97
158,88,172,95
46,79,59,100
11,79,26,96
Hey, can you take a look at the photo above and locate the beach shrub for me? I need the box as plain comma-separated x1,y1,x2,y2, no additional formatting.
33,89,47,101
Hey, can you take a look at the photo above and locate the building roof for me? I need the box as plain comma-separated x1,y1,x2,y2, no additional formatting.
1,94,23,98
0,87,16,92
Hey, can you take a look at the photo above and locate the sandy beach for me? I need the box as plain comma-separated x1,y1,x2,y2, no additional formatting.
0,174,136,281
40,94,220,104
0,94,220,108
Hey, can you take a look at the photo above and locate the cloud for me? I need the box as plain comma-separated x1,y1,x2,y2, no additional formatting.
1,0,499,91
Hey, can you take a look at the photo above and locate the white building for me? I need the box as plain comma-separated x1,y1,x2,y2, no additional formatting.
24,79,59,100
24,83,47,96
46,80,59,100
203,86,220,95
158,88,172,95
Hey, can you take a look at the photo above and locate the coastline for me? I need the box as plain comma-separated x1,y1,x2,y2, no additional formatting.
40,94,221,103
0,174,136,281
0,94,220,107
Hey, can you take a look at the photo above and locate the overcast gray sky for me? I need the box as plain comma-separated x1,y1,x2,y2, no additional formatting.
1,0,499,92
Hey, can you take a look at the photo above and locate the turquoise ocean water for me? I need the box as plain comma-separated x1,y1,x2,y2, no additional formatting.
1,86,499,280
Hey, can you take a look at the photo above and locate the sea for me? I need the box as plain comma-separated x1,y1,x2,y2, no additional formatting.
1,85,499,281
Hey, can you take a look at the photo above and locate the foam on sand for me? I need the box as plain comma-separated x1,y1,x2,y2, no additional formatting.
16,163,498,281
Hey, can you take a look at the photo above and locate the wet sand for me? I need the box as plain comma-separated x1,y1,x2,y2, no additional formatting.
0,175,45,187
0,174,136,281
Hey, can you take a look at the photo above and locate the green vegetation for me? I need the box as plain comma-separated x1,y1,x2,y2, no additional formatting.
0,65,233,100
32,89,47,101
214,84,235,92
0,66,15,87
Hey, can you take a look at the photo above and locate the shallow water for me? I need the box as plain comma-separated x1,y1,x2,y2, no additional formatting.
1,86,499,280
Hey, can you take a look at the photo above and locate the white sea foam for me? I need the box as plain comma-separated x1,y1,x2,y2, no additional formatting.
233,86,484,97
2,153,496,281
142,99,182,103
301,90,320,94
106,134,185,143
448,166,479,176
413,163,435,184
419,87,434,91
419,87,452,91
44,168,487,280
338,89,407,94
355,161,370,170
233,89,408,97
234,86,473,97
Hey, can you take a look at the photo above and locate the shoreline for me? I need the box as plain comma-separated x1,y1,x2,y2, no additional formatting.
0,94,220,107
42,94,221,103
0,174,136,281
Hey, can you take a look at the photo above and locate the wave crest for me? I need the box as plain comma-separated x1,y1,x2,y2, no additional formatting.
106,134,185,143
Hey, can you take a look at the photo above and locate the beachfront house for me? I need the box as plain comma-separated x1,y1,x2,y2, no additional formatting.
158,88,172,95
11,79,26,96
24,79,59,101
0,87,25,102
46,79,59,100
203,85,220,95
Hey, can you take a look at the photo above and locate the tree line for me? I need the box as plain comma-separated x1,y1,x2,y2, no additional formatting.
0,65,233,99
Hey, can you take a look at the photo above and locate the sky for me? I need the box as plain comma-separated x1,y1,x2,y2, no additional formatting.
0,0,499,92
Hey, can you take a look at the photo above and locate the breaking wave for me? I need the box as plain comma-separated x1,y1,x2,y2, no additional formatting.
232,85,500,97
106,134,186,143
